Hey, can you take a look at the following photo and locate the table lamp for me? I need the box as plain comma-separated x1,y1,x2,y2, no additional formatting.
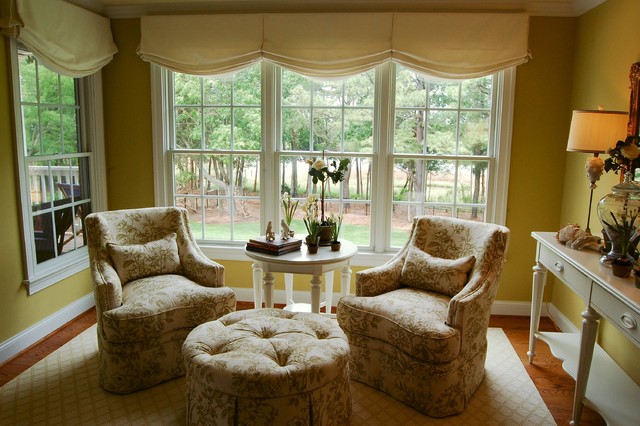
566,108,629,234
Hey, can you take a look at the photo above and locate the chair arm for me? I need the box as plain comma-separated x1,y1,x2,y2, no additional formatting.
180,247,225,287
446,271,500,353
356,256,404,297
91,260,123,313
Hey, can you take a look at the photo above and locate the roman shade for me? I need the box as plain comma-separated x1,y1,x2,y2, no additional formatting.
0,0,117,77
138,12,530,78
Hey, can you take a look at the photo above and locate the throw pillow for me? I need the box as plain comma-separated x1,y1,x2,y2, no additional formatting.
107,233,182,284
400,245,476,296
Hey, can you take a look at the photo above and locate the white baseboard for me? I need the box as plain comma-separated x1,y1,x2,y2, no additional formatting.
0,293,95,365
232,286,543,317
0,288,557,367
547,302,579,333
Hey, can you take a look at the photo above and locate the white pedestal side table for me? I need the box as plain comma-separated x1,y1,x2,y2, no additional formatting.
244,240,358,314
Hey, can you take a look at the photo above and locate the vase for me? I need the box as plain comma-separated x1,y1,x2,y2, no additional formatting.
330,241,341,251
307,243,319,254
318,225,333,246
597,172,640,265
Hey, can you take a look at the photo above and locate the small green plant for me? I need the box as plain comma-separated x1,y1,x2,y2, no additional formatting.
602,211,638,256
327,213,343,242
281,192,299,226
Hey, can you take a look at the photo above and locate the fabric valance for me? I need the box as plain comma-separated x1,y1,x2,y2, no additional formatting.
0,0,117,78
138,12,530,79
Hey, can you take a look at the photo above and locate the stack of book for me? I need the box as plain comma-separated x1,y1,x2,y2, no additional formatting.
246,236,302,255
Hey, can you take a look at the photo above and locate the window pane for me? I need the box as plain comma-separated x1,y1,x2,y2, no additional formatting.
426,159,456,204
457,160,489,206
313,80,342,107
22,105,41,155
174,73,202,105
429,80,459,109
344,71,375,107
233,64,261,105
390,204,417,247
234,107,261,150
18,52,37,103
394,109,425,154
461,76,492,109
175,107,203,149
427,110,457,155
60,77,76,105
282,108,311,151
203,77,231,105
313,108,341,151
395,67,427,108
282,71,311,106
41,107,62,155
459,111,490,156
62,107,79,153
344,109,373,153
38,65,60,105
28,161,52,205
203,107,231,149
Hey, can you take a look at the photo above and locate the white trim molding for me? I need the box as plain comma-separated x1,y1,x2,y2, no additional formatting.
0,293,95,365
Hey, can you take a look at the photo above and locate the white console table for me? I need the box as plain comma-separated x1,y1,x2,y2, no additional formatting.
529,232,640,425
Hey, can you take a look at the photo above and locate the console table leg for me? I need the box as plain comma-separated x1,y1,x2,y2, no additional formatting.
570,306,600,426
528,261,547,363
263,272,275,309
252,262,263,309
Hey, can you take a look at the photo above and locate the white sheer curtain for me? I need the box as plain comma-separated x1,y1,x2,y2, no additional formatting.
138,12,530,79
0,0,117,78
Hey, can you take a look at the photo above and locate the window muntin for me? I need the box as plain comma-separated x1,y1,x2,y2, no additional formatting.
391,66,493,245
17,48,92,265
162,62,508,254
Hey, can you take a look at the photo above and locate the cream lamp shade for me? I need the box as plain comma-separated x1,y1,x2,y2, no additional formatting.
566,109,628,235
566,110,628,154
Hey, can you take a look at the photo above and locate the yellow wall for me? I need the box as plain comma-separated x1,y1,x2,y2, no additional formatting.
558,0,640,384
0,5,638,384
0,39,94,343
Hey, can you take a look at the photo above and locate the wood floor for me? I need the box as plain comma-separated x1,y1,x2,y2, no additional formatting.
0,304,605,425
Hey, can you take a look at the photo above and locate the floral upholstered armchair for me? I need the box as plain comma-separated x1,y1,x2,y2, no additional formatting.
336,215,510,417
85,207,236,394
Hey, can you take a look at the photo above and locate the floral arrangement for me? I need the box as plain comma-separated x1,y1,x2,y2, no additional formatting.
604,135,640,177
307,154,350,223
281,192,299,226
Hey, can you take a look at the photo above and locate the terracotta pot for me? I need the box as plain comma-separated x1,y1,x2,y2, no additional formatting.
611,257,634,278
318,225,333,246
330,241,341,251
307,244,319,254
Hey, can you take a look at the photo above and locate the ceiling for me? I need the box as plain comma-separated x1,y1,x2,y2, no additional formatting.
68,0,606,19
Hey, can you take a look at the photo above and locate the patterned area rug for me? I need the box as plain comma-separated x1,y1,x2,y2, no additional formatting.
0,326,555,425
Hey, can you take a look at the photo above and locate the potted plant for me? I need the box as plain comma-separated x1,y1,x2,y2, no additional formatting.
602,211,638,277
328,213,342,251
307,152,350,245
302,195,321,254
281,191,298,237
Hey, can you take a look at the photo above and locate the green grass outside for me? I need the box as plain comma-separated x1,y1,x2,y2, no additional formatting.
189,220,410,247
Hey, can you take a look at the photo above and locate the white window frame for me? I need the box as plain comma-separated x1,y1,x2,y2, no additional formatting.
10,39,108,295
151,62,514,265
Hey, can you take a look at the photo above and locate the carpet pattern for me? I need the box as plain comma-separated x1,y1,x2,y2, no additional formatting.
0,326,555,425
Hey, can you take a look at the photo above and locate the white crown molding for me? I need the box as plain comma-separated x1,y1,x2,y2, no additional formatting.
65,0,605,19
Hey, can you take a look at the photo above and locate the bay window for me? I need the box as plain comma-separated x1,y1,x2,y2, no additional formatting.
153,61,514,258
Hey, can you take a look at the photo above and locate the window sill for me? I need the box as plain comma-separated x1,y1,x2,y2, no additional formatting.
25,251,90,295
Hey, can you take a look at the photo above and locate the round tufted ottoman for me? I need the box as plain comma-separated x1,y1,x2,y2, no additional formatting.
182,308,351,426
